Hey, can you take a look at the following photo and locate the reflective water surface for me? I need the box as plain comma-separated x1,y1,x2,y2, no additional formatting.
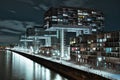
0,50,68,80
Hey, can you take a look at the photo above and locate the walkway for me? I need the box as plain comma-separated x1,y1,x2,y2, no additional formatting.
10,47,120,80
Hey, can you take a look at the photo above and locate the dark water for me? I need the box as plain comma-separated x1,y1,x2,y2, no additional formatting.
0,50,68,80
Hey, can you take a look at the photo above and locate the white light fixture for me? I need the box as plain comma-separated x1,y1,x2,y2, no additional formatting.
98,57,102,62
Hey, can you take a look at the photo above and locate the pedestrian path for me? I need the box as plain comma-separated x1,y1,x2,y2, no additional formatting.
11,47,120,80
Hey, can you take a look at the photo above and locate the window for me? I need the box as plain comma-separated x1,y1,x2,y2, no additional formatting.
63,13,68,16
91,11,97,14
105,48,112,53
52,18,57,21
52,16,57,18
107,33,111,38
58,19,63,22
78,23,82,25
92,29,96,31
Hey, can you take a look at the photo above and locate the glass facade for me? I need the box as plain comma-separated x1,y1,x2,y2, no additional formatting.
44,7,104,33
70,31,120,72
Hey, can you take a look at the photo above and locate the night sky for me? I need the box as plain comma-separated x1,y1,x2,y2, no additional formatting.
0,0,120,44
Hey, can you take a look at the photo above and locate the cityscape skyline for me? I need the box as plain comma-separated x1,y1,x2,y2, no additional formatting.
0,2,120,80
10,7,120,79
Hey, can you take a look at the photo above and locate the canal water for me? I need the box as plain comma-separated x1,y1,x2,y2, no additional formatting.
0,50,68,80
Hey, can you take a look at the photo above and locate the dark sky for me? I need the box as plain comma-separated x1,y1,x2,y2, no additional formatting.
0,0,120,44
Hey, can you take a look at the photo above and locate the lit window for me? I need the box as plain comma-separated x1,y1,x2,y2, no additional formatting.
107,34,111,38
52,19,57,21
78,23,82,25
93,48,96,51
78,10,82,12
52,16,57,18
99,39,103,42
97,17,104,20
78,16,84,18
105,48,112,53
58,19,63,22
92,29,96,31
78,13,83,15
103,38,107,42
83,12,89,15
63,13,68,16
91,11,97,14
91,24,96,26
87,18,92,21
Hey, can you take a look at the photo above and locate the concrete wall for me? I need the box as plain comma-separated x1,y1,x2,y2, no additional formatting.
10,50,110,80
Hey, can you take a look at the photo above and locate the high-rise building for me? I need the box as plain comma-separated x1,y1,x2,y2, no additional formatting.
44,7,104,58
44,7,104,34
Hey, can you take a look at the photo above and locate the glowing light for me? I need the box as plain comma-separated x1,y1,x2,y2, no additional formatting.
98,57,102,61
55,74,62,80
92,48,96,51
46,51,50,54
46,69,51,80
78,55,81,58
29,46,34,54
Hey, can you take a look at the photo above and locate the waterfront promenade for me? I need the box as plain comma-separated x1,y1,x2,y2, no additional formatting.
8,47,120,80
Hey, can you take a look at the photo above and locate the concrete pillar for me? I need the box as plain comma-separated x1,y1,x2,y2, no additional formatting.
60,29,64,58
56,30,59,39
76,30,83,37
76,30,81,36
45,37,51,46
34,36,38,54
67,46,71,60
24,35,27,49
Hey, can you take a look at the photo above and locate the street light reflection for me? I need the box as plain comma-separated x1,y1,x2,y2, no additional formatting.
9,52,67,80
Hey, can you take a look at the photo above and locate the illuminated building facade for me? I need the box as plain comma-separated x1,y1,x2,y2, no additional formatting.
20,26,59,54
97,31,120,71
70,31,120,71
44,7,104,34
70,34,97,66
43,6,104,59
26,26,58,47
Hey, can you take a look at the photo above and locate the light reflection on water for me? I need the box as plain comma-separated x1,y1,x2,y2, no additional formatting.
0,50,68,80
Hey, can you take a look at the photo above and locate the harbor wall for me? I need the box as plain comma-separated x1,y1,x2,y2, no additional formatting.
9,50,110,80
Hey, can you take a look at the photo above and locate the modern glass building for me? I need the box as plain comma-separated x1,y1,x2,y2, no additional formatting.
43,6,104,59
70,31,120,72
44,7,104,34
